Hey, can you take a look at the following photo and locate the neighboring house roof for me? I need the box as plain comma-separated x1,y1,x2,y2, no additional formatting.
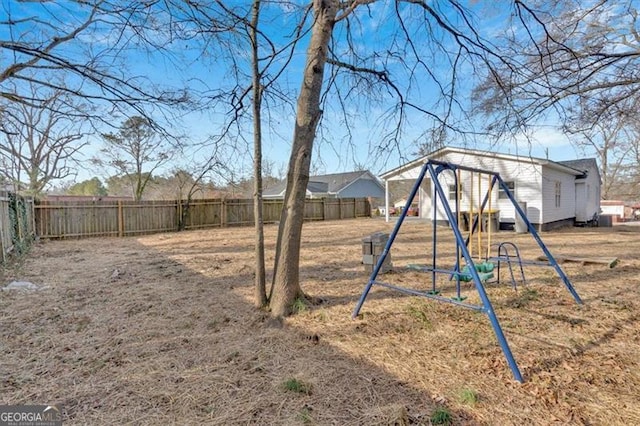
557,158,600,180
307,181,329,193
262,181,291,198
380,146,586,180
263,170,383,198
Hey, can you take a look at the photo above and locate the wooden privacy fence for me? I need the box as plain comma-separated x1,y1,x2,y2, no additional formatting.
0,192,36,262
34,197,372,239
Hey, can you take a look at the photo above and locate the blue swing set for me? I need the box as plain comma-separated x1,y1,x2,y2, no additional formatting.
352,160,583,383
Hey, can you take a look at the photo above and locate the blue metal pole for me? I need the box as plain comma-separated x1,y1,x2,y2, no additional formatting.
496,176,583,305
431,170,438,293
352,161,431,319
453,169,462,299
428,162,524,383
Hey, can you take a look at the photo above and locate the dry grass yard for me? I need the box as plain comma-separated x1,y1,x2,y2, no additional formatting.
1,218,639,425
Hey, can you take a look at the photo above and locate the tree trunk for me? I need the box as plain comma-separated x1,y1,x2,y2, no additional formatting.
251,0,268,308
270,0,337,317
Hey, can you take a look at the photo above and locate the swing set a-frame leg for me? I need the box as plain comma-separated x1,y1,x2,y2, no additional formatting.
352,157,431,320
431,163,524,383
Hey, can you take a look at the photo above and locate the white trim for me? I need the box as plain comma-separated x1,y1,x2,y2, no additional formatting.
380,146,583,180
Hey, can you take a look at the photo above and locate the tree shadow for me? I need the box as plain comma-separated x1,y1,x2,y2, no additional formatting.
0,235,480,425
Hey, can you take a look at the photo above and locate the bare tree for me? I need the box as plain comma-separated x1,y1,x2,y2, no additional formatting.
466,0,640,206
474,1,640,140
0,85,88,196
268,1,341,317
169,1,307,311
95,116,174,201
414,127,448,157
619,115,640,200
1,1,190,122
565,108,635,200
249,0,269,307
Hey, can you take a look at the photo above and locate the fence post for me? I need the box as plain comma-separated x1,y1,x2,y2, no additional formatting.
28,198,35,238
118,200,124,237
221,199,226,227
0,200,6,263
177,199,182,231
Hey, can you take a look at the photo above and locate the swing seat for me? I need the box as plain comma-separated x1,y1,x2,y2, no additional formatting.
459,271,494,282
459,262,495,282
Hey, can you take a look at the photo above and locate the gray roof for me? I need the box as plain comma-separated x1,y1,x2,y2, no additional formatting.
307,181,329,193
263,170,378,197
308,171,372,192
557,158,599,177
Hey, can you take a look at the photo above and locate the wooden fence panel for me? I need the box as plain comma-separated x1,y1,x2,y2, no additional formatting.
225,199,254,226
34,197,372,239
354,198,369,217
304,199,325,221
121,200,178,235
183,199,224,229
263,199,284,223
36,201,120,238
341,198,356,219
323,199,340,220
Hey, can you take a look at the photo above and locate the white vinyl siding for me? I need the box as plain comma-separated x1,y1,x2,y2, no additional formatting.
430,151,543,224
541,166,576,223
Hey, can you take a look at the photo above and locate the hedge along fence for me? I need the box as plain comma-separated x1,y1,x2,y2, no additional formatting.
0,192,36,263
34,197,372,239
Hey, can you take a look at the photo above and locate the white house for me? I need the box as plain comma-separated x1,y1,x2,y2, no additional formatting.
380,146,601,231
600,200,625,222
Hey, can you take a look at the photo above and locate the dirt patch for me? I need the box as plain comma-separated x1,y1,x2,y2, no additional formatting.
1,219,639,425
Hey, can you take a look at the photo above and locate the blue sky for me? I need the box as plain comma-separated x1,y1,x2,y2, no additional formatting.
1,0,589,187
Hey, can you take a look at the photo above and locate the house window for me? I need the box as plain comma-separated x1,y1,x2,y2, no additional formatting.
448,184,457,201
555,181,561,207
499,181,515,199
